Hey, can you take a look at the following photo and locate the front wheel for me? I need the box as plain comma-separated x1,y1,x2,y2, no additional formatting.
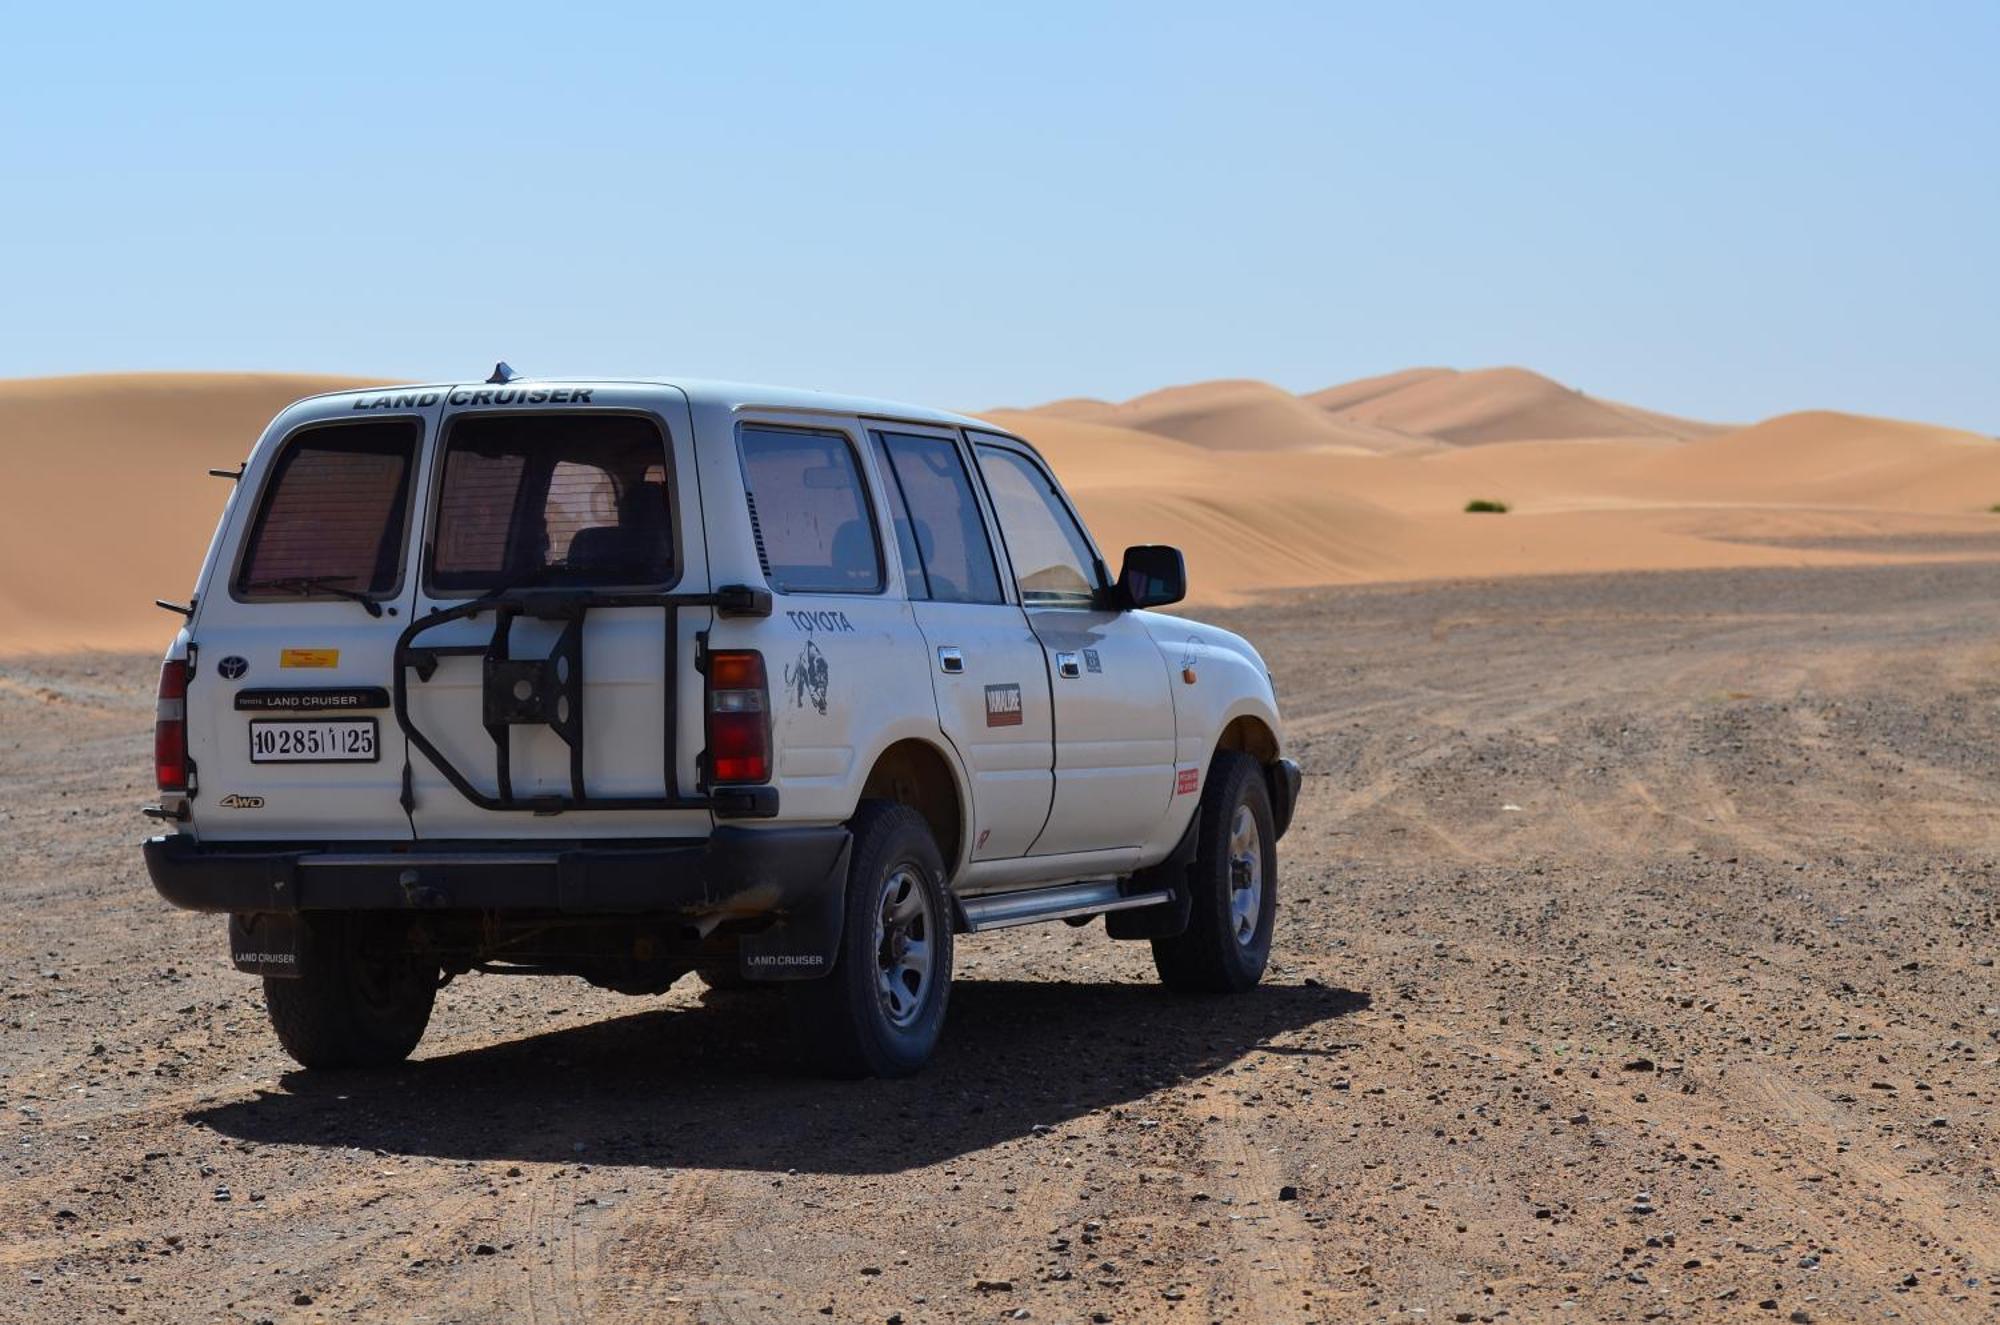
262,914,437,1070
786,801,954,1078
1151,750,1277,993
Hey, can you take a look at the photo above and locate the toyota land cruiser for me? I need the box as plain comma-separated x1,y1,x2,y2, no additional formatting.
143,370,1301,1077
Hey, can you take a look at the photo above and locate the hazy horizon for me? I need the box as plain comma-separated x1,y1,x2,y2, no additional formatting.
3,2,1994,432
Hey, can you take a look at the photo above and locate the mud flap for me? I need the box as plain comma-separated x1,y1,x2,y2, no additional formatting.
735,839,851,981
229,912,304,978
1268,757,1302,840
1106,811,1200,941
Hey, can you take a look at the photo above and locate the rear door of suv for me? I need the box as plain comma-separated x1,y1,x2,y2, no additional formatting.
865,425,1055,861
184,390,445,841
398,384,712,839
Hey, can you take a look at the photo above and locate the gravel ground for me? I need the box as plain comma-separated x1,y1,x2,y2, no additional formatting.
2,561,1996,1324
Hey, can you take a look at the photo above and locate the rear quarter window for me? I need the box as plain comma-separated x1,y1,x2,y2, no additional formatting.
737,426,882,595
234,419,418,601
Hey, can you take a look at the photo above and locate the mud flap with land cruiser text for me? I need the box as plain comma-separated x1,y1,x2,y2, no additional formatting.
230,911,304,977
734,837,851,980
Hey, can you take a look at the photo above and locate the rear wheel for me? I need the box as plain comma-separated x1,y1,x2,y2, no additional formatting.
1151,750,1277,993
787,801,953,1078
263,914,438,1070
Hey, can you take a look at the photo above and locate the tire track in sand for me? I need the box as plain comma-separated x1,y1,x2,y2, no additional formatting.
1195,1061,1323,1323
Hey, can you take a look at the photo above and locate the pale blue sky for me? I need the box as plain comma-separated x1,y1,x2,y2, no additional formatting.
2,2,1994,429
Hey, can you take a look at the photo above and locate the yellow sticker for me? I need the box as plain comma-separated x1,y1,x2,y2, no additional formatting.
279,648,340,669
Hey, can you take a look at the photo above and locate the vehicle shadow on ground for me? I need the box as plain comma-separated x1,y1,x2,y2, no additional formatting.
188,979,1368,1174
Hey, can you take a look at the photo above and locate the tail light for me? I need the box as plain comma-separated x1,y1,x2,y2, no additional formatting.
705,650,770,784
155,658,190,793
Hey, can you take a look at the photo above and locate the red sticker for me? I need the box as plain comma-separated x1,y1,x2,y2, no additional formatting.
1176,767,1199,795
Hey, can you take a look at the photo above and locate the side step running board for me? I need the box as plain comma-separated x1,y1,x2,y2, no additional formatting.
958,880,1173,933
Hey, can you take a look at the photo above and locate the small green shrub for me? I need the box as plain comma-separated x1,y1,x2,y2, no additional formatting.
1988,503,2000,513
1464,499,1510,514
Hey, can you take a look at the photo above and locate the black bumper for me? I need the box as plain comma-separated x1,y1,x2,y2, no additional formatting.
143,826,850,919
1268,757,1302,839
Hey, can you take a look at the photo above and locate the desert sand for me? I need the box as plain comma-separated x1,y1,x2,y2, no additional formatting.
5,373,1997,1320
5,562,1996,1321
1,366,1997,652
987,368,2000,606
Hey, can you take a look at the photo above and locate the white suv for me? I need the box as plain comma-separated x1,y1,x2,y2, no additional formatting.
143,371,1301,1077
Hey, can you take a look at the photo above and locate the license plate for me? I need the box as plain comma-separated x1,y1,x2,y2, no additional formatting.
248,718,379,763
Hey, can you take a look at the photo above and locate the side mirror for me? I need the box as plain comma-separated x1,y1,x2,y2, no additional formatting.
1114,544,1186,610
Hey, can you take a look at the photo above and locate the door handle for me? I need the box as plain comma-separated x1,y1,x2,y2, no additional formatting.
1056,651,1081,679
937,646,965,675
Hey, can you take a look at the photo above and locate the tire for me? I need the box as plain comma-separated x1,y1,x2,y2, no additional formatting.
1151,750,1277,994
262,914,438,1070
786,801,954,1078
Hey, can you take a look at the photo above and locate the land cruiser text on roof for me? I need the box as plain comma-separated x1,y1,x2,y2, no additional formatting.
143,371,1302,1077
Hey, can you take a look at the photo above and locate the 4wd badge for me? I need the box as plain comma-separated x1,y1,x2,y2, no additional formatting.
217,793,265,810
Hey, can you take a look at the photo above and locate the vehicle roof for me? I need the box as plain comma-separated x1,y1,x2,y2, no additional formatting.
294,376,1013,437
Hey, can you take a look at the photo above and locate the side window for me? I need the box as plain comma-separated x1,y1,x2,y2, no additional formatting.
869,436,929,599
870,431,1004,605
430,413,675,592
236,419,417,601
974,444,1100,607
738,426,882,594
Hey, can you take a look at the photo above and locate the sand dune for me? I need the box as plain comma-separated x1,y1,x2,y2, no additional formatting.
981,411,1423,593
1631,410,2000,508
1298,366,1455,415
1,370,1995,651
0,373,387,652
987,381,2000,604
1015,365,1721,454
1307,365,1722,446
1021,396,1118,421
984,405,2000,606
1014,379,1435,454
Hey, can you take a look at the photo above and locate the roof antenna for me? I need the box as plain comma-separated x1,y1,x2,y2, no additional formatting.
487,361,518,384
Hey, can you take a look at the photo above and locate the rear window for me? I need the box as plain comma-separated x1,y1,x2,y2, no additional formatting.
738,426,882,594
235,419,417,601
430,413,675,593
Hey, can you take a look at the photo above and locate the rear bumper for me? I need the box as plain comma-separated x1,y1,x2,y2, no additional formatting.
1268,757,1302,839
143,826,850,919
